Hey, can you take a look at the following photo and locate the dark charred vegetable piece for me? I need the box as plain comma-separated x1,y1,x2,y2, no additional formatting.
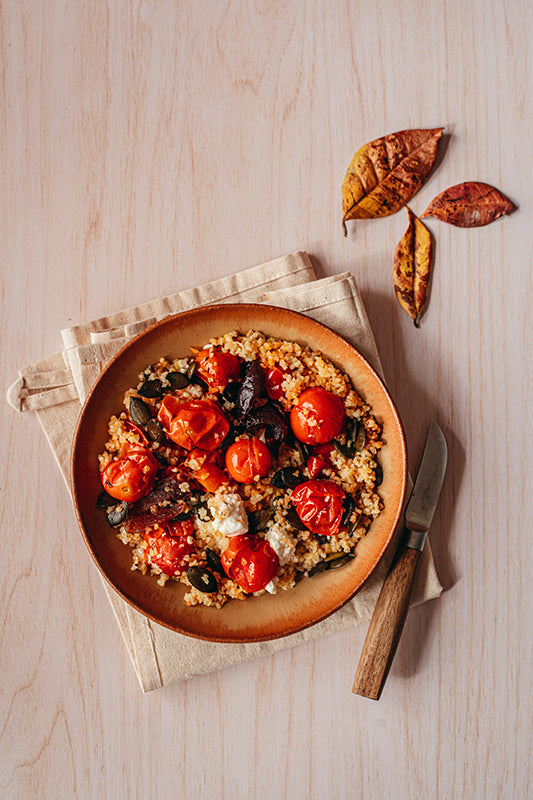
151,450,169,466
129,396,151,426
308,561,329,577
374,462,383,487
285,507,309,531
271,467,303,489
107,503,128,527
205,548,224,575
166,371,191,390
242,403,288,454
325,553,354,569
236,360,266,417
97,489,116,508
187,566,218,593
248,508,272,534
222,381,240,403
138,379,163,398
146,418,165,443
170,509,195,521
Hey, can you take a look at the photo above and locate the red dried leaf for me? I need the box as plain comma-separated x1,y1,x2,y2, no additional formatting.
342,128,444,234
421,182,516,227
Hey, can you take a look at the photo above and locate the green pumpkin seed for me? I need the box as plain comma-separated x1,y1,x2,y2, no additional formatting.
129,396,151,426
248,508,272,534
138,378,163,398
166,371,190,390
342,494,355,527
205,548,224,575
187,566,218,593
308,561,329,577
374,462,383,487
325,553,354,569
146,418,164,443
107,503,128,527
333,440,355,459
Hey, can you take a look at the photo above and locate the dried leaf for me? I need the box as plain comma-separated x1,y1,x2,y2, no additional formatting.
342,128,444,234
421,181,516,227
393,208,434,327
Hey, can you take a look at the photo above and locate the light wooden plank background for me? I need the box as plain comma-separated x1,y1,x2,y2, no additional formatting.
1,1,531,798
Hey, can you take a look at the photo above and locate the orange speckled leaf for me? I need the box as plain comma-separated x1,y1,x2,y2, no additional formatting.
342,128,444,234
393,208,434,327
421,182,516,227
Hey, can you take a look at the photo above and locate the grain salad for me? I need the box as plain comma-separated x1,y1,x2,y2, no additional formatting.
97,330,384,607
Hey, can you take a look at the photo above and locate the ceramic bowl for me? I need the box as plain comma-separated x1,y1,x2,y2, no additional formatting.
71,303,407,642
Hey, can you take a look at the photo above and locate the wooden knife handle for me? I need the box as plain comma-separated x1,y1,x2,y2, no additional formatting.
352,541,422,699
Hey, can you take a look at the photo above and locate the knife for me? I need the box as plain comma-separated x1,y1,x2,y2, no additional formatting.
352,420,447,699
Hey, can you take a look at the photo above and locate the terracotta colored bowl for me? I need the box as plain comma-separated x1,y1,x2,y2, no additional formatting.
71,304,407,642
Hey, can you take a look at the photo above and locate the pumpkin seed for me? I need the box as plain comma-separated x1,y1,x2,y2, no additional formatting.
107,503,128,527
354,423,366,452
333,439,355,459
138,378,163,398
271,467,302,489
205,548,224,575
342,494,355,528
146,418,164,443
166,371,190,390
308,561,329,577
187,566,218,593
374,462,383,487
129,396,151,426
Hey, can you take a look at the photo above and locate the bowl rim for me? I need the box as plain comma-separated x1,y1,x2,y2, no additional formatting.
70,302,407,642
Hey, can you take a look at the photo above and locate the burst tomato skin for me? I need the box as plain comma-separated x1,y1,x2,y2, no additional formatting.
225,437,272,484
142,521,196,576
186,448,229,492
157,396,229,451
290,387,346,445
306,455,329,479
221,535,279,593
291,479,346,536
195,348,241,393
101,445,159,503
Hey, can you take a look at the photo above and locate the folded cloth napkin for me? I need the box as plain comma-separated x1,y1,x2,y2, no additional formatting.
7,251,442,691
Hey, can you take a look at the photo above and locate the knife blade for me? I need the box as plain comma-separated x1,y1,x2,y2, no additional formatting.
352,421,447,700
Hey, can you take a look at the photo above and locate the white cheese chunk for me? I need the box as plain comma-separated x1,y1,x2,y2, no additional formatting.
265,523,296,566
211,492,249,537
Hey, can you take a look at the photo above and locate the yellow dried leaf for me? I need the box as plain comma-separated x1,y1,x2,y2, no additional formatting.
393,208,433,326
342,128,443,234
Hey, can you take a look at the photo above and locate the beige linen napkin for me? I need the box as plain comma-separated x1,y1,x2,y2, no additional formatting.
7,251,442,691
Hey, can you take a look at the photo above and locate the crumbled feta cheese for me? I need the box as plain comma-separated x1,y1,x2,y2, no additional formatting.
211,492,249,537
264,578,279,594
265,522,296,566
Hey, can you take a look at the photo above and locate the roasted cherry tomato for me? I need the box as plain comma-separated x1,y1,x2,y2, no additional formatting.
291,479,345,536
225,437,272,484
123,419,149,445
306,443,335,478
157,396,229,451
263,366,290,401
142,523,196,576
290,387,345,445
306,455,329,479
186,448,229,493
195,348,241,393
101,445,159,503
221,535,279,593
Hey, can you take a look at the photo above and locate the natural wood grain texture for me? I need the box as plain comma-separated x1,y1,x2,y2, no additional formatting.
353,544,422,699
1,1,532,798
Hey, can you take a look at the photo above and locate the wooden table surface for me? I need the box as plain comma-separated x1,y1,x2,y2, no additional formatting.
2,2,531,798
